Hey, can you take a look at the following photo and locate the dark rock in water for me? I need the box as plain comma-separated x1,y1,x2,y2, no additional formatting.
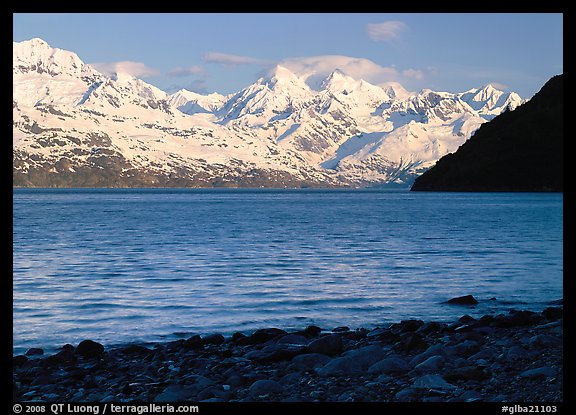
446,295,478,305
75,340,104,358
202,333,225,345
25,348,44,356
542,307,563,321
548,299,563,306
307,334,342,356
249,379,283,396
13,355,29,367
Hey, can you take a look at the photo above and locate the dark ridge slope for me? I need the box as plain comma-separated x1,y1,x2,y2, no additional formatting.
411,75,563,192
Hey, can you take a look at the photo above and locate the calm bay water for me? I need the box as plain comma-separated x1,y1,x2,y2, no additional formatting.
13,189,563,354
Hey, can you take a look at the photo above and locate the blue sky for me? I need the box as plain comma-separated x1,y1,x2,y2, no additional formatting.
13,13,563,98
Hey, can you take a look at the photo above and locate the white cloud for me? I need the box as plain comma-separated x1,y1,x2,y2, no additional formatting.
274,55,429,91
366,21,407,42
402,68,424,80
167,66,204,77
201,51,423,88
203,52,273,66
278,55,402,86
91,61,160,78
485,82,509,90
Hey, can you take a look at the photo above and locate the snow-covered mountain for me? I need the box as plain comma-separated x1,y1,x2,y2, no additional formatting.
13,38,525,188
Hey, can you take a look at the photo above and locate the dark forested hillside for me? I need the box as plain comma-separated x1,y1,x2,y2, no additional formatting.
411,75,563,192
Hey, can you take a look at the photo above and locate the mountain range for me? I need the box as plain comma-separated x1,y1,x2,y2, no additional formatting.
13,38,524,188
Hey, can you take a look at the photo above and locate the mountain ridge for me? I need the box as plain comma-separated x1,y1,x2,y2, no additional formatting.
13,38,525,188
410,74,563,192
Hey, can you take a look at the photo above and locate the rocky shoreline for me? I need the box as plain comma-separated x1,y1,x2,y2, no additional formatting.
13,299,563,403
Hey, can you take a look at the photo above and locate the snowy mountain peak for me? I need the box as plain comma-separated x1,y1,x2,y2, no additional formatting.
262,65,311,92
380,82,412,101
267,64,298,79
19,37,50,48
13,37,96,79
472,84,503,102
458,84,525,118
169,89,204,104
321,69,358,92
325,68,348,81
167,89,226,114
482,83,499,92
